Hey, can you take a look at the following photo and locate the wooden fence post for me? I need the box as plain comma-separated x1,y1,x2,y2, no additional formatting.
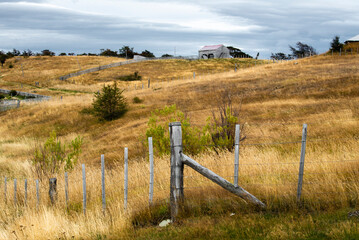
169,122,184,222
124,147,128,210
82,164,86,215
49,178,57,205
65,172,69,208
297,124,308,204
101,154,106,214
24,179,27,206
148,137,154,205
148,78,150,88
234,124,240,187
36,179,39,210
193,72,195,79
14,179,17,205
4,177,7,204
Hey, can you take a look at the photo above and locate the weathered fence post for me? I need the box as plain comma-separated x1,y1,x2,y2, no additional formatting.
148,78,150,88
101,154,106,214
49,178,57,205
24,179,27,206
124,147,128,210
65,172,69,208
4,177,7,204
169,122,184,222
297,124,307,204
14,179,17,205
234,124,240,187
82,164,86,215
36,179,39,210
148,137,154,205
193,72,196,79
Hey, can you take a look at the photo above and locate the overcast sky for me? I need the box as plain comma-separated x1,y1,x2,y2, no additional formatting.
0,0,358,58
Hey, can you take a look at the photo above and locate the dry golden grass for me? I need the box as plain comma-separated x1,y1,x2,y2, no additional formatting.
0,54,359,238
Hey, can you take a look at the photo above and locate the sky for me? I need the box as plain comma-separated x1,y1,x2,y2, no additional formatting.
0,0,359,58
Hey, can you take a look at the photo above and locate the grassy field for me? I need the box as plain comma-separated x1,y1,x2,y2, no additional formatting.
0,54,358,239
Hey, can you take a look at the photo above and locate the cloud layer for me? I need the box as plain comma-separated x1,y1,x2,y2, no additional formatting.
0,0,358,57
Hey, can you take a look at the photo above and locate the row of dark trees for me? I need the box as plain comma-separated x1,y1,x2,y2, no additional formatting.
0,49,58,66
100,46,155,58
271,36,345,60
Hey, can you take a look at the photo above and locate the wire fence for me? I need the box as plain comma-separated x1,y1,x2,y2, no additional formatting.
0,122,358,216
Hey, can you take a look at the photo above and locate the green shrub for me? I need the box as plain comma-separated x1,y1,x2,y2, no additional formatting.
118,71,142,81
144,104,241,156
0,94,4,100
144,104,211,156
9,90,17,96
92,82,128,121
133,96,143,104
205,106,239,151
8,64,13,68
32,131,83,179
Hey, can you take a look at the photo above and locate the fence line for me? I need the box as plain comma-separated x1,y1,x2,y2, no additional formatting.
0,122,358,218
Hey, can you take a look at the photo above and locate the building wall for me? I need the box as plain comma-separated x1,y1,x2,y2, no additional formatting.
199,46,231,59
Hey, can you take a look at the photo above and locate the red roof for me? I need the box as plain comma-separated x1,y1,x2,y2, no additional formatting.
200,44,224,51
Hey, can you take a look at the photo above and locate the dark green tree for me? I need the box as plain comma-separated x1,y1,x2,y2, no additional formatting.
41,49,55,56
0,51,8,67
100,49,118,57
161,54,173,58
140,50,155,58
330,36,343,52
227,46,252,58
92,82,128,121
119,46,136,59
289,42,317,58
270,52,291,60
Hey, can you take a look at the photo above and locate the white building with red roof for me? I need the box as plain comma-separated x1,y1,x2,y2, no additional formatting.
198,44,230,59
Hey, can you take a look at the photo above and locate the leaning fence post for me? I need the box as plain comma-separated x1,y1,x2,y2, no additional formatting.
297,124,308,204
82,164,86,215
234,124,240,187
148,137,154,205
101,154,106,214
4,177,7,204
169,122,184,222
14,179,17,205
124,147,128,210
65,172,69,208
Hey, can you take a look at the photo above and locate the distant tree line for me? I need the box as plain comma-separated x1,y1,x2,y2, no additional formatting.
270,36,346,60
99,46,155,59
0,46,157,66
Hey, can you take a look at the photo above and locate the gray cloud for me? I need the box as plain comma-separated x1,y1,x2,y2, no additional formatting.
0,1,358,57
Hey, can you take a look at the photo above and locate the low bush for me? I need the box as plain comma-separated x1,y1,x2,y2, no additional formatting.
32,130,83,179
9,90,17,96
118,71,142,81
133,96,143,103
0,94,5,100
144,104,242,156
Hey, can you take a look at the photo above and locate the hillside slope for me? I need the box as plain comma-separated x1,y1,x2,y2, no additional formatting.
0,54,358,239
